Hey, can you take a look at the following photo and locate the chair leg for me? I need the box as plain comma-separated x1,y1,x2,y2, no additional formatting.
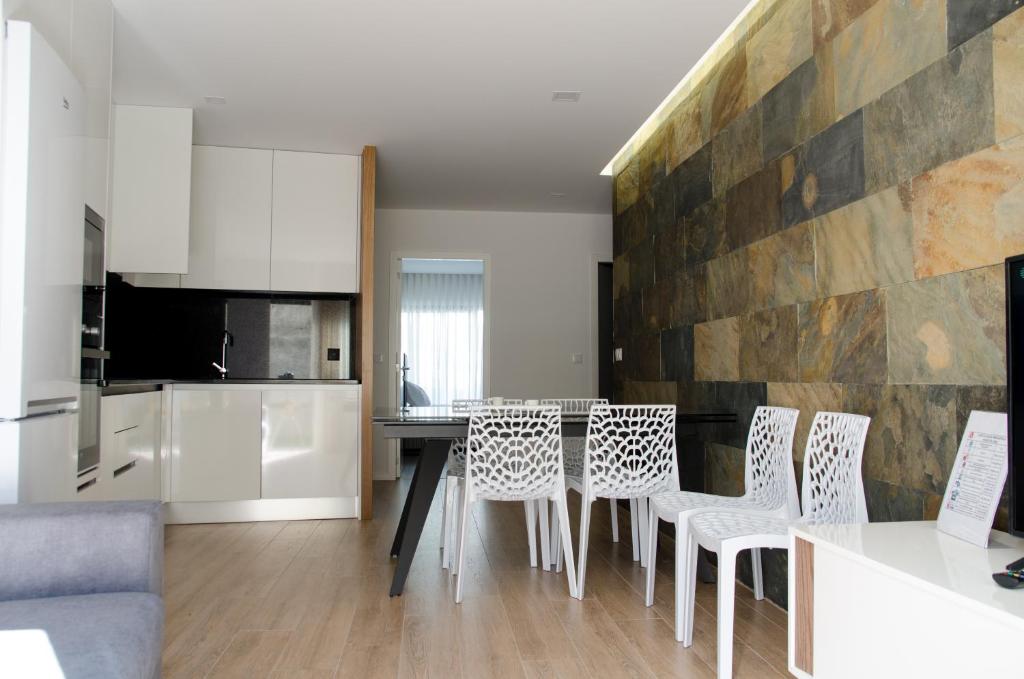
751,547,765,601
454,494,473,604
441,476,454,569
716,546,738,679
610,499,620,543
684,531,698,647
525,501,537,568
538,499,551,571
637,497,649,568
450,483,462,576
674,526,687,642
644,503,659,607
630,498,640,561
577,497,593,599
550,509,564,573
554,494,578,599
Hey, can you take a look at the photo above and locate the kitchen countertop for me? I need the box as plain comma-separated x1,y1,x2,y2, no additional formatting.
102,378,360,396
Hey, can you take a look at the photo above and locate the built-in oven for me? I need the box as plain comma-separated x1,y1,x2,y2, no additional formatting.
79,206,107,475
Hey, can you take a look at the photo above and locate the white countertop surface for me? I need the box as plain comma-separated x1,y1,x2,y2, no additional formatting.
792,521,1024,626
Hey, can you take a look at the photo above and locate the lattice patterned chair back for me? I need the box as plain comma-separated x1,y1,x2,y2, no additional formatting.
800,411,870,525
583,405,678,499
742,406,800,519
465,405,564,502
540,398,609,415
447,399,490,467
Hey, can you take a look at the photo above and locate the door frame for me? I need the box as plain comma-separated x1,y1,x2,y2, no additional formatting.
386,251,492,411
588,253,613,398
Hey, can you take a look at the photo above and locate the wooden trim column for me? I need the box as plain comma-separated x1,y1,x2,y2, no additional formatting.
794,537,814,674
356,145,376,519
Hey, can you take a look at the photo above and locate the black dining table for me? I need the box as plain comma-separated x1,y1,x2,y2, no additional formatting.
373,406,738,596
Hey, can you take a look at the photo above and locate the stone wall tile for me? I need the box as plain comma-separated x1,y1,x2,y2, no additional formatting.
864,478,928,522
948,0,1022,50
766,382,843,463
684,198,728,268
864,32,995,193
638,126,668,197
811,0,881,49
617,202,647,254
781,110,865,227
614,156,639,215
666,95,706,173
762,50,837,163
707,247,753,320
695,317,741,382
798,289,888,384
833,0,947,117
661,325,695,382
740,306,799,382
671,142,714,220
624,380,678,405
749,222,817,309
612,254,629,300
643,176,675,235
713,102,764,196
955,385,1008,437
746,0,814,105
653,216,686,282
725,160,783,250
994,9,1024,143
701,46,749,138
911,136,1024,279
844,383,958,496
708,442,746,497
887,266,1006,385
628,240,654,292
814,184,914,298
714,381,769,449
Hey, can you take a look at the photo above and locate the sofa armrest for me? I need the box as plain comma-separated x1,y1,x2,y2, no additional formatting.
0,501,162,602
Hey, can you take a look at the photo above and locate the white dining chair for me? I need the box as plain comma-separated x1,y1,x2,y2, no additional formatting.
441,398,487,571
453,405,578,602
682,411,870,679
644,406,800,638
563,404,679,598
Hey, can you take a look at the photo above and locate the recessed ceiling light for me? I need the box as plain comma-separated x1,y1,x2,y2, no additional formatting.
550,192,565,198
551,91,581,103
204,96,227,105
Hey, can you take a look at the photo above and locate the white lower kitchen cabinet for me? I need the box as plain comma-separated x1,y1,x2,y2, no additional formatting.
170,388,262,502
100,391,161,501
165,382,359,523
261,386,359,499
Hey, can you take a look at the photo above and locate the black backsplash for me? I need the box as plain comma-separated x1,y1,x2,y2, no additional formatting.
105,273,353,380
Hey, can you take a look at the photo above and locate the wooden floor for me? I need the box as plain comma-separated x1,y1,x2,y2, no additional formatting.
162,461,790,678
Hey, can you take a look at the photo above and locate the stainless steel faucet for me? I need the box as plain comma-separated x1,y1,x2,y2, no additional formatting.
212,330,234,379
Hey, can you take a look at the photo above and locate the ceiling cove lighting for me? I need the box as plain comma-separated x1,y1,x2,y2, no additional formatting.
600,0,774,177
552,91,582,103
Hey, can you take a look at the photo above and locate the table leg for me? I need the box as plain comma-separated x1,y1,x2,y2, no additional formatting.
389,439,449,597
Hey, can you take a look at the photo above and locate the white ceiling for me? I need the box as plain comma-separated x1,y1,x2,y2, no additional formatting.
111,0,749,214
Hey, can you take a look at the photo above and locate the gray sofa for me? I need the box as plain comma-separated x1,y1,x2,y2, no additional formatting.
0,501,163,679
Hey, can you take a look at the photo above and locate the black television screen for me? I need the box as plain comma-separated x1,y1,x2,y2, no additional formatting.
1008,255,1024,537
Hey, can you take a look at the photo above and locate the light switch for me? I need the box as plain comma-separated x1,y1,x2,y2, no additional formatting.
571,353,583,364
614,348,623,362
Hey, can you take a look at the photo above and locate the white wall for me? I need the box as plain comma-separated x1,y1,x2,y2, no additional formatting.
372,207,612,477
3,0,113,218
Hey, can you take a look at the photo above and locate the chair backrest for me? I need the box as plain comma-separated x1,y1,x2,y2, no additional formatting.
800,412,871,525
541,398,609,415
452,398,488,413
465,405,564,501
583,405,678,498
742,406,800,518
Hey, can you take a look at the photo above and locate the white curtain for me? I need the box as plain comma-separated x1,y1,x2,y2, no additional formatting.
401,272,484,405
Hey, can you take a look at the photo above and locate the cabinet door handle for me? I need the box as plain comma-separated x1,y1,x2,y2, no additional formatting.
77,478,98,493
113,424,139,435
113,460,137,478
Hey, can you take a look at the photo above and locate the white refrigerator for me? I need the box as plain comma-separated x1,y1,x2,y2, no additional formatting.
0,21,86,503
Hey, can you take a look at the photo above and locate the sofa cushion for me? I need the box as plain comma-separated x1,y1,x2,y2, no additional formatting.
0,592,162,679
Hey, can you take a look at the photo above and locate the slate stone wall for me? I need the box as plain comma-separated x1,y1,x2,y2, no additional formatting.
612,0,1024,607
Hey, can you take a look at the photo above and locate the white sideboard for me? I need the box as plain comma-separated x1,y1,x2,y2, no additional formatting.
789,521,1024,678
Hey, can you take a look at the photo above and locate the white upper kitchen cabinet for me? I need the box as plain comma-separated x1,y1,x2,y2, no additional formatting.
270,151,359,293
109,105,193,274
183,146,273,290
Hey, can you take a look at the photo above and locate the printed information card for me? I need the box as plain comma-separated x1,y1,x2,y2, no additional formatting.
937,411,1008,548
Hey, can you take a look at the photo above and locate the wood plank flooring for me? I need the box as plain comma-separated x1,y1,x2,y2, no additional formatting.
163,462,789,678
